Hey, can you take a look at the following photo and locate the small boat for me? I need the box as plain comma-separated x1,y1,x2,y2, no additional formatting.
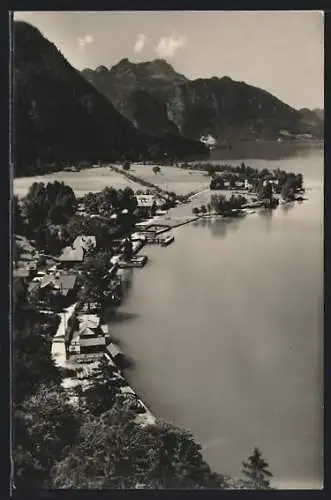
161,235,175,247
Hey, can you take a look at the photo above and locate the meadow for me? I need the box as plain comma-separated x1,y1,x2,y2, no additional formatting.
13,167,142,198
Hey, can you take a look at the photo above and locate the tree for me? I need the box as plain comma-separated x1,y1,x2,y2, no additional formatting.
81,359,125,416
14,384,81,489
147,421,225,489
14,314,62,404
50,396,225,489
192,207,200,215
241,447,273,490
152,166,161,175
50,396,158,489
206,165,216,177
13,195,24,234
23,181,76,233
200,205,207,214
281,180,296,201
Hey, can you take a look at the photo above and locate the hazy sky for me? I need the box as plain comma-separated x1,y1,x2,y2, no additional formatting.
13,11,324,110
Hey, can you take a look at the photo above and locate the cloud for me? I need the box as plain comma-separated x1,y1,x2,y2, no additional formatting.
77,34,94,50
134,33,147,53
155,33,187,59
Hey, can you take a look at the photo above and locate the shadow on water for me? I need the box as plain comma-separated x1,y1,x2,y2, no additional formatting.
107,310,140,324
121,355,135,370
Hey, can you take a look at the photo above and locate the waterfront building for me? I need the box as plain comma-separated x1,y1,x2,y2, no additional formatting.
135,195,165,219
58,245,84,266
69,317,106,357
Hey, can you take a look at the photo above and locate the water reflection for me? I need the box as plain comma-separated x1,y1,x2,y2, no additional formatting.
258,209,273,232
281,202,295,214
110,149,323,487
193,216,247,238
118,268,134,296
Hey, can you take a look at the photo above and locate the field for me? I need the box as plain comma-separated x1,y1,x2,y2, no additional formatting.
129,164,210,195
14,164,211,198
13,167,142,198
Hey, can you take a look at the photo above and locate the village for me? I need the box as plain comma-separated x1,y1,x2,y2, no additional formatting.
13,160,306,429
13,176,207,428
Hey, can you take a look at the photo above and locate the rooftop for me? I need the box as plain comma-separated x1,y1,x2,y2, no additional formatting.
136,195,164,208
59,246,84,262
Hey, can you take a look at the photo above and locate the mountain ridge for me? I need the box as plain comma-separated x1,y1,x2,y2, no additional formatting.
14,22,208,176
82,58,323,142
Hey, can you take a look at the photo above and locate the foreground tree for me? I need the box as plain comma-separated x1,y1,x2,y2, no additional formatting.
241,447,273,490
14,384,81,489
14,314,62,404
51,396,225,489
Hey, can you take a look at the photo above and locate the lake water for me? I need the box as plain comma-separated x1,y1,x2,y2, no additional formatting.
111,144,324,489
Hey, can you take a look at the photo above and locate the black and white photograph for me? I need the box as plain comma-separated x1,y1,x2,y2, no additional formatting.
11,10,324,490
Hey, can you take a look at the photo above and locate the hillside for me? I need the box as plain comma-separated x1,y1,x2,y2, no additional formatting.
81,58,187,136
83,59,323,143
297,108,324,136
14,23,208,177
313,108,324,121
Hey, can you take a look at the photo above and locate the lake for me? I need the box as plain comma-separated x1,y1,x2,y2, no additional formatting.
111,143,323,489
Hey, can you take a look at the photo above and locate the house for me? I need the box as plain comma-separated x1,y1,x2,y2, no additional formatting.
39,272,78,307
72,235,96,252
135,195,165,219
69,318,106,357
58,246,84,265
106,343,125,366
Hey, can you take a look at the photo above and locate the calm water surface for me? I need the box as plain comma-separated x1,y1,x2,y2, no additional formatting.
112,145,323,489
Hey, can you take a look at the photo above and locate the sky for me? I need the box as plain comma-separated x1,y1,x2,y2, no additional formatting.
13,11,324,110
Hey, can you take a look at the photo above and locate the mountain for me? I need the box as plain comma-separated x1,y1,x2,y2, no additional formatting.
14,22,208,176
83,59,323,143
297,108,324,137
166,78,324,141
81,58,187,136
313,108,324,121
